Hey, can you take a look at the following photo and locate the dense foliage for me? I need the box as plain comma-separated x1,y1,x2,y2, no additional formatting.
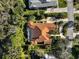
0,0,26,59
58,0,67,8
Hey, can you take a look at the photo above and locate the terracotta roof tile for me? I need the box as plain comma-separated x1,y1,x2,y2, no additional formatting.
27,21,56,44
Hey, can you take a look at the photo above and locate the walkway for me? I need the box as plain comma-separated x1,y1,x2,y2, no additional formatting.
45,8,79,14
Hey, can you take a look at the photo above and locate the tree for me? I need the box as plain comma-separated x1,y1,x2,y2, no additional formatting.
46,36,67,59
59,0,67,8
2,47,25,59
0,0,26,59
72,45,79,59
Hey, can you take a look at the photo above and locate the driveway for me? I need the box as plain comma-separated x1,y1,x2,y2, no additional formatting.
45,8,79,14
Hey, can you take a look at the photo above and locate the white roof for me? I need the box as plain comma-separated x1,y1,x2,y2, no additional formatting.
45,54,57,59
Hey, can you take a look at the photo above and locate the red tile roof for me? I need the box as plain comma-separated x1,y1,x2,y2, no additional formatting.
27,21,56,44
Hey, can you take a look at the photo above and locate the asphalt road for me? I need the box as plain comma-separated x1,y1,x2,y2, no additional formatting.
66,0,74,40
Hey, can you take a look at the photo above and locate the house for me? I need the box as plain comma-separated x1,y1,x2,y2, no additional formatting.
29,0,57,9
44,54,57,59
27,21,56,44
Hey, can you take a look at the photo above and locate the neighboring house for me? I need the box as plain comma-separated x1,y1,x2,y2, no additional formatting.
44,54,57,59
27,21,56,44
29,0,57,9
